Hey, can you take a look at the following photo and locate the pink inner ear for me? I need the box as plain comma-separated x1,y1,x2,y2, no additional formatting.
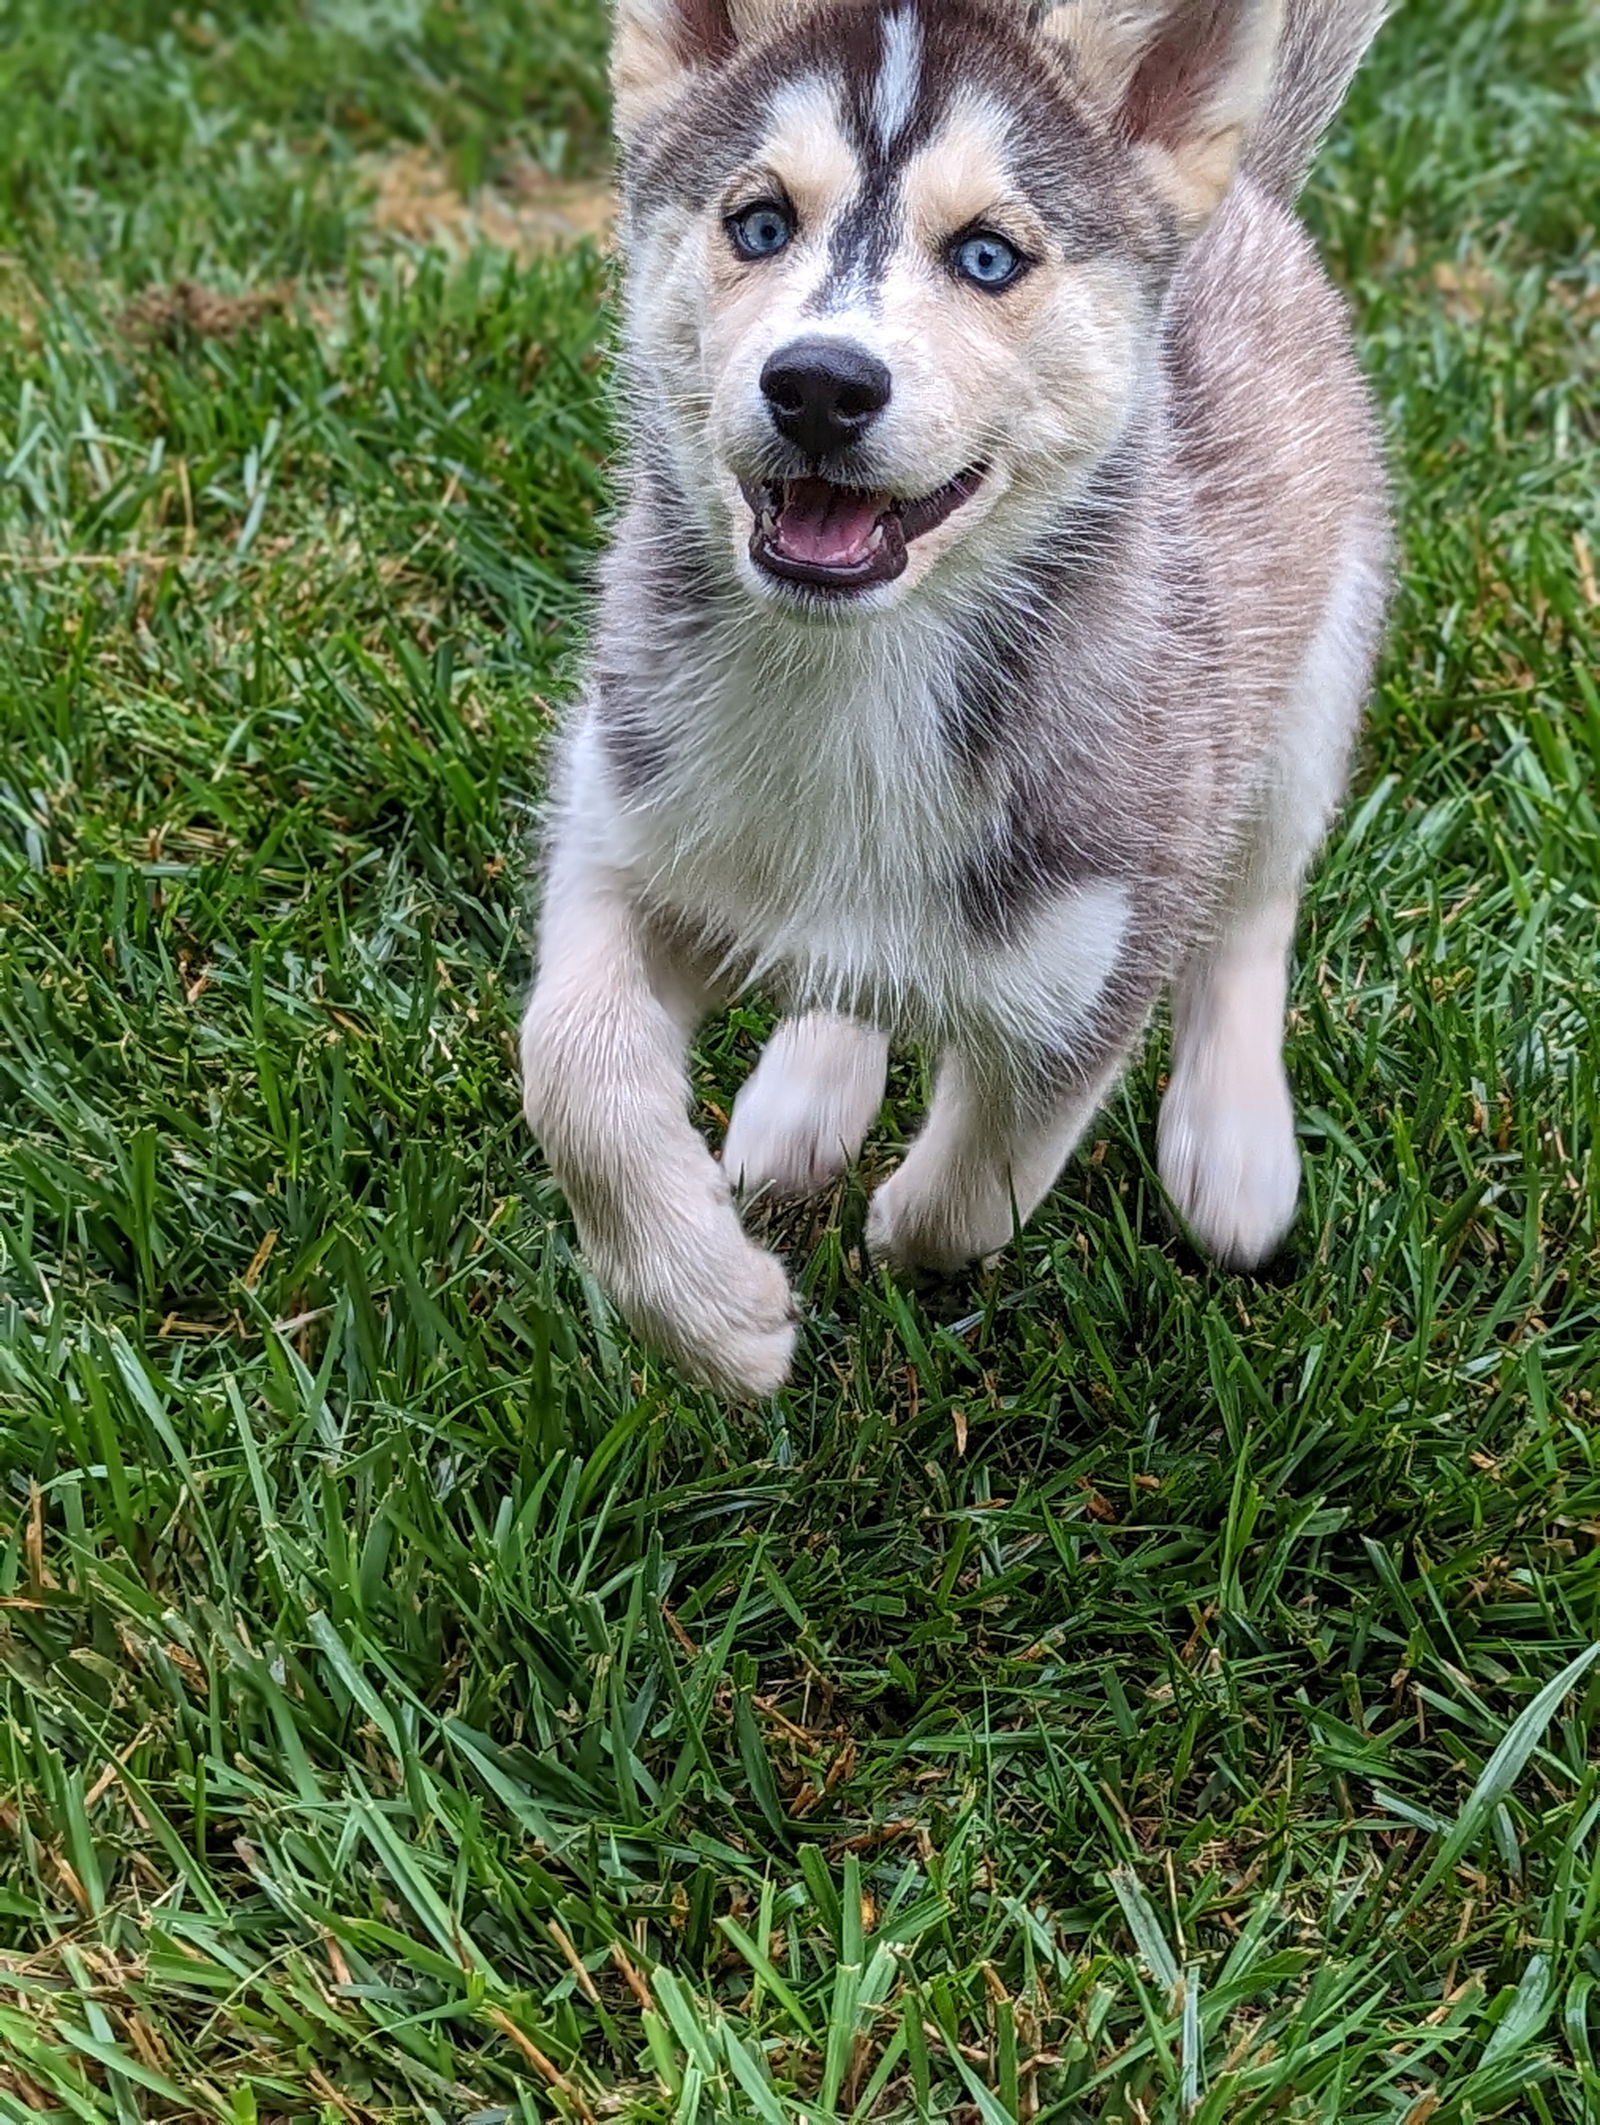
671,0,737,67
1121,0,1241,147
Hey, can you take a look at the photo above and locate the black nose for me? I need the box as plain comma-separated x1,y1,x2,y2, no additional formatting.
760,337,891,459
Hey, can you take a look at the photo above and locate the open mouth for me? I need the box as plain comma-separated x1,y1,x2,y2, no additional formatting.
743,469,985,593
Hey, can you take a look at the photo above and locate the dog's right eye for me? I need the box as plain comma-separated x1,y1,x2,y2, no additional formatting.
727,202,793,260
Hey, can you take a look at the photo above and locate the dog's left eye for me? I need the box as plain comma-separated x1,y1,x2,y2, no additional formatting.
952,231,1025,290
728,203,793,260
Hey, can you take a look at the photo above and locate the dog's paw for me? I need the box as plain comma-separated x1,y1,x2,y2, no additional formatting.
866,1164,1000,1278
588,1191,799,1399
659,1241,798,1400
1157,1065,1300,1268
723,1016,885,1201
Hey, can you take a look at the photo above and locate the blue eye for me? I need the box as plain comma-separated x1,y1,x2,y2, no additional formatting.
728,202,793,260
953,231,1024,290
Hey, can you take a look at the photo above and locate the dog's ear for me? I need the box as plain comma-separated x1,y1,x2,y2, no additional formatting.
612,0,734,140
613,0,793,141
1042,0,1283,230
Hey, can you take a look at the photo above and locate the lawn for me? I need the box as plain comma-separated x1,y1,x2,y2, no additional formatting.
1,0,1597,2117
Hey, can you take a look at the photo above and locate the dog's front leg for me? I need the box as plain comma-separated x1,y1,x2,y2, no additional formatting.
723,1013,889,1202
867,1044,1130,1277
521,846,797,1398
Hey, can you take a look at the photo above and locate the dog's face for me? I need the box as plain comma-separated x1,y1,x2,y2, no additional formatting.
617,0,1280,617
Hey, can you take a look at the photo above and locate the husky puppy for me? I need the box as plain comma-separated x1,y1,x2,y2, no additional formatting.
521,0,1391,1396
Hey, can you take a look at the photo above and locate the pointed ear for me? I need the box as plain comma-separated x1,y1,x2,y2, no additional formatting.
1043,0,1283,231
612,0,734,141
613,0,796,142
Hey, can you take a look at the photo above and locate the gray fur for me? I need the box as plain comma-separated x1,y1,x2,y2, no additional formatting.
519,0,1394,1396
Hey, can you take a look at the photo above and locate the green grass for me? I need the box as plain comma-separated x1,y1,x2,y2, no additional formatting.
1,0,1597,2115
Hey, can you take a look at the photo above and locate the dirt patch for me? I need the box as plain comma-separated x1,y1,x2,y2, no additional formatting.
1429,259,1503,322
122,279,291,345
1429,255,1600,327
365,146,614,259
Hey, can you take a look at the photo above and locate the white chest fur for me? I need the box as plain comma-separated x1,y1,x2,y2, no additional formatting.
577,613,1128,1051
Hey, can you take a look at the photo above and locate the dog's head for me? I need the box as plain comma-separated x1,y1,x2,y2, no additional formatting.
615,0,1282,616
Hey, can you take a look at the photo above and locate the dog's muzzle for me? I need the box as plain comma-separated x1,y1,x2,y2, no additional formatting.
742,469,986,595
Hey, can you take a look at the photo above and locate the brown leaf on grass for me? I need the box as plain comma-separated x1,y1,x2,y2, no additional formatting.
243,1228,278,1291
607,1938,656,2013
1575,533,1597,608
484,2008,596,2122
26,1481,52,1590
52,1853,91,1915
1076,1476,1117,1522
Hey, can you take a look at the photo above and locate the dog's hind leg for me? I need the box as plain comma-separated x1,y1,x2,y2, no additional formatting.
723,1014,889,1202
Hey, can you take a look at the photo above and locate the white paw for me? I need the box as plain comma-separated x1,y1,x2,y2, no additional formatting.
584,1177,798,1399
723,1016,886,1202
866,1162,1010,1277
1157,1065,1301,1268
648,1245,797,1399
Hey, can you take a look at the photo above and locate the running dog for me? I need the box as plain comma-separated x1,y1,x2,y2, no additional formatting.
521,0,1391,1395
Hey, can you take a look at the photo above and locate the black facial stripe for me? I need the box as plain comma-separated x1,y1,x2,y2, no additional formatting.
632,0,1146,291
807,1,959,309
629,82,775,210
814,184,901,310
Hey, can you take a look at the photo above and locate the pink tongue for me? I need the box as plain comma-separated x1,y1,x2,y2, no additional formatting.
774,478,886,567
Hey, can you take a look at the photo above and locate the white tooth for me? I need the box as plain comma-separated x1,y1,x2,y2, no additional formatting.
867,523,884,550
